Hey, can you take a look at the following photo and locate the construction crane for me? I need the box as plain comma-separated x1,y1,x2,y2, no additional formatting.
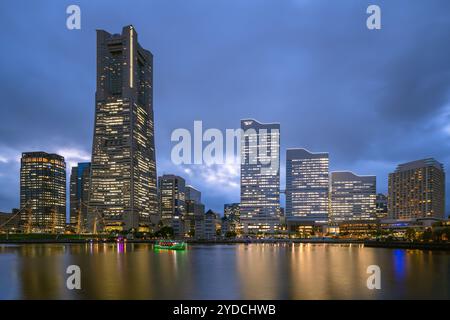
0,200,32,234
78,199,106,235
92,207,105,235
0,199,107,236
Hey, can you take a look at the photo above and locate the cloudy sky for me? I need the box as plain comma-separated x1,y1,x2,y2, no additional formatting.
0,0,449,216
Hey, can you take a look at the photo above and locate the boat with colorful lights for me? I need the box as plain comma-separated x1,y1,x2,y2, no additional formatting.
154,240,186,250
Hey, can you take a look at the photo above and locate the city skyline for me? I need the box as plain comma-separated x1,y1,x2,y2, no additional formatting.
1,1,450,216
2,1,450,306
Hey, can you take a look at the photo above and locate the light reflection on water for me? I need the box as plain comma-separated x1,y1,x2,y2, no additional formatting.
0,243,449,300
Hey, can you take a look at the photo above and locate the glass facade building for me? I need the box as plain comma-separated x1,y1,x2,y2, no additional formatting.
286,148,329,224
185,185,201,204
158,175,186,226
185,185,205,236
224,203,240,220
240,119,280,233
330,171,376,222
375,193,388,219
89,25,158,232
388,158,445,219
20,152,66,233
69,162,91,232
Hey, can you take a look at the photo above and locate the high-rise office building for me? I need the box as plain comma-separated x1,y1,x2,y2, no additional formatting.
89,25,158,232
240,119,280,233
20,152,66,233
185,185,201,204
286,148,329,226
388,158,445,219
69,162,91,232
330,171,376,222
158,174,186,235
185,185,204,218
375,193,388,219
185,200,205,217
185,185,205,236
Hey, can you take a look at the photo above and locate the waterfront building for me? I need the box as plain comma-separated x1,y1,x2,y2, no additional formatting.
158,174,186,237
240,119,281,233
223,204,243,235
380,217,443,238
388,158,445,220
221,215,239,237
20,152,66,233
337,220,380,238
329,171,376,222
69,162,91,232
185,200,205,237
184,185,205,237
195,209,219,240
224,203,240,221
89,25,158,233
285,148,329,232
375,193,388,219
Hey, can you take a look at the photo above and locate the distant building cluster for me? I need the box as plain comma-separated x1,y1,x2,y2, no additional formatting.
0,25,447,238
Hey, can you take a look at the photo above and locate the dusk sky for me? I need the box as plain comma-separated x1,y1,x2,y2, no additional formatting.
0,0,449,216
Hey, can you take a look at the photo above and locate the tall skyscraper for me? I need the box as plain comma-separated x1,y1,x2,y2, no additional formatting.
240,119,280,233
388,158,445,220
286,148,329,226
69,162,91,231
89,25,157,232
20,152,66,233
330,172,376,222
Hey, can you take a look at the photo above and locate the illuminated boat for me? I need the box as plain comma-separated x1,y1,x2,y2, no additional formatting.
154,240,186,250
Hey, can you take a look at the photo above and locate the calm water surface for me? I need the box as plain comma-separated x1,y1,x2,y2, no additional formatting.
0,243,449,299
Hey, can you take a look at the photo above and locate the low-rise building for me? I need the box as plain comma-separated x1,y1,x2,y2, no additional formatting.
337,220,380,238
286,217,326,237
379,217,443,238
